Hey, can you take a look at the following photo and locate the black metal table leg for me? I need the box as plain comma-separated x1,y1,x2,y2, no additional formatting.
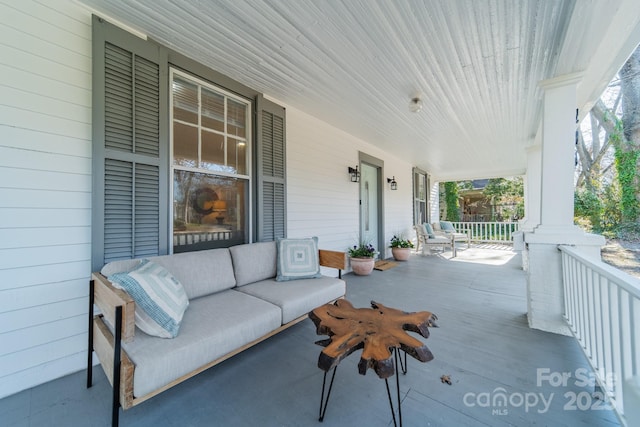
318,366,338,422
398,349,408,375
318,349,406,426
87,279,95,389
395,349,402,427
384,348,403,427
384,378,397,427
112,305,122,427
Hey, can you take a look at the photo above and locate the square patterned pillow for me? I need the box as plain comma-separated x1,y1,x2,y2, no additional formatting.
108,259,189,338
276,237,322,281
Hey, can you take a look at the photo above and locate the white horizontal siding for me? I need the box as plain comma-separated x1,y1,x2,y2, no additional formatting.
0,168,92,192
0,189,90,210
0,226,91,249
1,315,86,357
283,105,415,260
0,278,88,312
1,126,91,157
0,261,90,291
0,0,92,399
0,298,86,335
0,334,86,380
0,208,91,229
0,244,91,270
0,147,91,174
0,351,87,400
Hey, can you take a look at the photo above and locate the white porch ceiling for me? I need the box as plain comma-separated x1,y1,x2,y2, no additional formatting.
79,0,640,181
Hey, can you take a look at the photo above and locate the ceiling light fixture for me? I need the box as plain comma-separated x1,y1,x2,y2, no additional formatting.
409,97,423,113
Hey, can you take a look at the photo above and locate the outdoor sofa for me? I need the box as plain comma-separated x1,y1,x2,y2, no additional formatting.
87,239,347,426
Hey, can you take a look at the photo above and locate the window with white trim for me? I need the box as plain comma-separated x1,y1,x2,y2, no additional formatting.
92,18,286,270
171,69,251,252
414,169,429,225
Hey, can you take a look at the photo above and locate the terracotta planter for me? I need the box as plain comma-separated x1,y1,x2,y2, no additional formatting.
350,257,375,275
391,247,411,261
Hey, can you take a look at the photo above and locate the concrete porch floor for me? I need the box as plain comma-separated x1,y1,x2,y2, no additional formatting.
1,245,621,426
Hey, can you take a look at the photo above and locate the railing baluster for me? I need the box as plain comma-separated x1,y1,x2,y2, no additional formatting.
450,221,520,243
598,276,612,392
591,270,598,364
620,289,629,389
579,262,587,346
593,271,602,371
559,244,640,424
630,296,638,377
610,285,619,407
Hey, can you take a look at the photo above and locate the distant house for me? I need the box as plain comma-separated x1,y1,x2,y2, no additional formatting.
440,179,521,222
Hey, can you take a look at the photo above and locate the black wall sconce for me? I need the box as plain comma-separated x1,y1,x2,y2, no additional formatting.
387,176,398,190
348,166,360,182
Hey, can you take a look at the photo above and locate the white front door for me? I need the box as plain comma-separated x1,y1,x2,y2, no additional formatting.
360,162,379,256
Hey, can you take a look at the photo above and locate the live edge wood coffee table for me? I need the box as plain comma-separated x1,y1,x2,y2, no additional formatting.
309,299,438,427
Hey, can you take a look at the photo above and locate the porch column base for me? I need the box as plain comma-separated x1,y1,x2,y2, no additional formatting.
524,226,605,335
512,230,529,271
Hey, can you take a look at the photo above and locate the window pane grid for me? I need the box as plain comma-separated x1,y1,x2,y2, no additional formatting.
171,69,251,252
172,74,249,173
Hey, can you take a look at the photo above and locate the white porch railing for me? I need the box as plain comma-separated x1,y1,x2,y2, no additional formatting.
450,221,519,243
173,230,244,248
560,245,640,426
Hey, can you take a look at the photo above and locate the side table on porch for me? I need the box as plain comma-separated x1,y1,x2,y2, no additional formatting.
309,299,438,427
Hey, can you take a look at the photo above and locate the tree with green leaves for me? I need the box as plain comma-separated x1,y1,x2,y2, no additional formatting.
617,47,640,230
483,177,524,221
443,181,461,221
576,45,640,237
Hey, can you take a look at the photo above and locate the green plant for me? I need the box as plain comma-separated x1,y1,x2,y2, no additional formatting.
444,182,461,221
600,180,622,233
347,242,376,258
389,235,414,248
611,117,640,224
574,188,602,232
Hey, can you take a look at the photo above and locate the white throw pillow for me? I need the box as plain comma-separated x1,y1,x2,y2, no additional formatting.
108,259,189,338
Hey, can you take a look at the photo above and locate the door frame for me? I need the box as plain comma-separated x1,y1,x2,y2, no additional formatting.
358,152,384,255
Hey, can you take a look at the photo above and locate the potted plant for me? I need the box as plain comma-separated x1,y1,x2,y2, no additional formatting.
389,235,414,261
347,242,376,275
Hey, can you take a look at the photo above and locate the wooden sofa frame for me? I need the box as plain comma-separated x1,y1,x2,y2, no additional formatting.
86,249,347,427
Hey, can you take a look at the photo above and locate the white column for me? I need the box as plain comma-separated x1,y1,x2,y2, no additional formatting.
537,75,583,232
515,144,542,270
520,143,541,232
525,73,605,335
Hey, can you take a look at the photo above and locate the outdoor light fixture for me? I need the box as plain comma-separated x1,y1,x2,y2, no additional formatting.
387,176,398,190
409,97,423,113
348,166,360,182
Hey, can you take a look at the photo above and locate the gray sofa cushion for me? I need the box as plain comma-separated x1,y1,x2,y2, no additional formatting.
229,242,277,286
123,290,281,398
101,248,236,300
236,277,346,324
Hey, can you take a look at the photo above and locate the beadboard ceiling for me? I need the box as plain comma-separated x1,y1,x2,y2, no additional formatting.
79,0,640,181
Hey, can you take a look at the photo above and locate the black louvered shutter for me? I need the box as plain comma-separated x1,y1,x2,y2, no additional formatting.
92,16,168,271
256,96,286,241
